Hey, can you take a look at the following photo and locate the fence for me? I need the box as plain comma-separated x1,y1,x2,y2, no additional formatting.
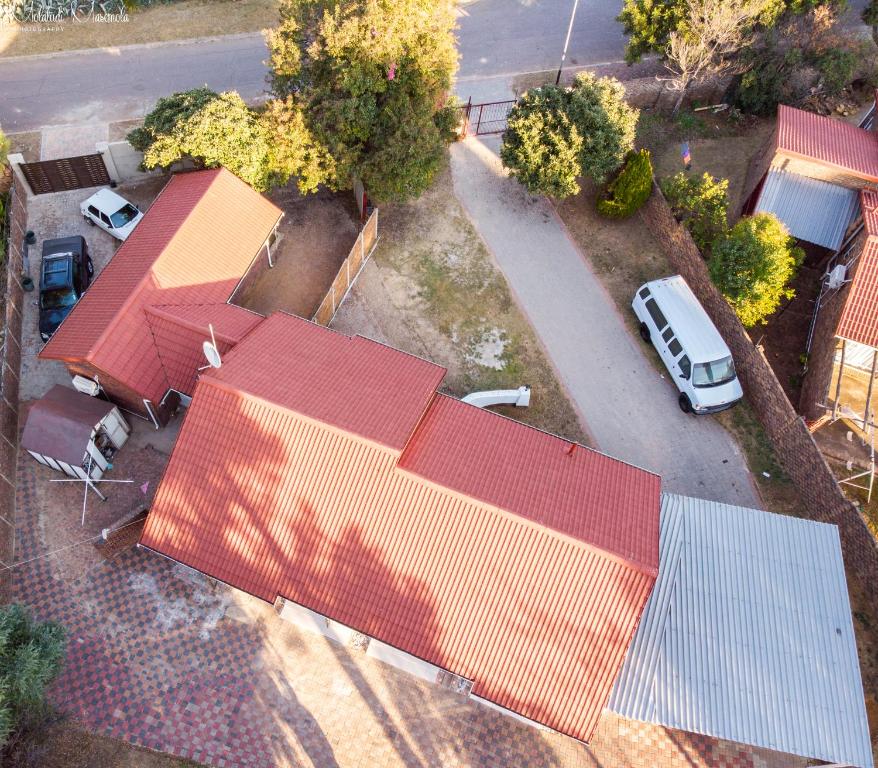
459,99,517,137
859,102,876,131
640,182,878,617
313,209,379,326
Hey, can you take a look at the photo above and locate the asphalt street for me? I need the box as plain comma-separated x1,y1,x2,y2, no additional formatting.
0,0,627,132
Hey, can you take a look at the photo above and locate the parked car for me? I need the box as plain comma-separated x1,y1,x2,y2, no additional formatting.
39,236,93,342
633,275,743,414
80,188,143,241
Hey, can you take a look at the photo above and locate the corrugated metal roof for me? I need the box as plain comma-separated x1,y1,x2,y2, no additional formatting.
838,194,878,349
755,169,860,251
608,493,872,768
40,169,283,403
141,311,662,742
777,104,878,182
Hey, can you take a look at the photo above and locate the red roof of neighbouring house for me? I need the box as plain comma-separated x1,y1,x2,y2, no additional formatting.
40,169,283,403
776,105,878,182
837,190,878,348
140,312,661,742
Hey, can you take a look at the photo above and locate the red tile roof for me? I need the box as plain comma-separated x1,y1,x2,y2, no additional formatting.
776,105,878,182
837,190,878,347
141,312,661,742
40,169,282,403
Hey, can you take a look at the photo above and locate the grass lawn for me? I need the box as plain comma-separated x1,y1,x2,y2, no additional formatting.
331,162,588,445
10,720,204,768
0,0,279,58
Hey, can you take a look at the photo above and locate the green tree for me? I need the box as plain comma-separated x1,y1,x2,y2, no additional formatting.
128,89,273,191
0,128,9,170
500,87,584,198
500,74,638,198
597,149,654,218
266,0,458,203
618,0,836,63
661,171,729,252
0,605,65,751
709,212,803,326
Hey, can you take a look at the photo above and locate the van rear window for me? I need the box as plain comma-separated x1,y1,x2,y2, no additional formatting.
645,298,667,330
638,287,650,300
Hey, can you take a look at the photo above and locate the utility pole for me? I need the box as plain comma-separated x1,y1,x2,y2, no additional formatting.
556,0,580,85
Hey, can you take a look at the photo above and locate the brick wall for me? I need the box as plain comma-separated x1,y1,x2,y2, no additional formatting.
0,169,29,595
640,183,878,616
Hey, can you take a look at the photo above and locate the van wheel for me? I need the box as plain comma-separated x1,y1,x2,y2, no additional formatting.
678,393,693,414
638,322,650,342
84,215,95,226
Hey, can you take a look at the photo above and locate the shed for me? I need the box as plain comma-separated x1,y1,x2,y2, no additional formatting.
22,385,130,480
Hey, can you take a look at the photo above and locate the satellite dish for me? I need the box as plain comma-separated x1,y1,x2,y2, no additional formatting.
200,324,222,369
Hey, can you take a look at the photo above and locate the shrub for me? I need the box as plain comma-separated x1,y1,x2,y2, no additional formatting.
597,149,653,218
0,128,9,170
734,47,805,115
501,87,584,198
500,73,638,199
709,213,804,326
660,172,730,253
815,46,857,94
0,605,66,753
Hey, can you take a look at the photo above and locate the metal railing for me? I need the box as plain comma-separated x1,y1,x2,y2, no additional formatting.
459,98,517,137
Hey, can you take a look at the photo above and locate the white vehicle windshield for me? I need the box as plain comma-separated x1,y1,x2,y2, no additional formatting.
693,356,736,388
110,203,139,229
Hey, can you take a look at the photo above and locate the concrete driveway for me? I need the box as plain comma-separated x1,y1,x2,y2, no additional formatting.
450,136,760,507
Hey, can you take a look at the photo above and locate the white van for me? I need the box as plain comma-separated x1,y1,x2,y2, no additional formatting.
633,275,743,414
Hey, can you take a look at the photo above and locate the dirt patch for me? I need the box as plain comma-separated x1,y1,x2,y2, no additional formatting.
638,110,775,215
19,721,204,768
109,119,145,143
0,0,278,58
236,187,360,319
6,131,40,163
332,164,586,444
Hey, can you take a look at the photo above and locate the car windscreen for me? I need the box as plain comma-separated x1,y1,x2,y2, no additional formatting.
110,203,139,229
40,289,77,310
693,356,736,388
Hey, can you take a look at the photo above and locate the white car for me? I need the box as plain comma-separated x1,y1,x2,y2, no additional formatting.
80,188,143,241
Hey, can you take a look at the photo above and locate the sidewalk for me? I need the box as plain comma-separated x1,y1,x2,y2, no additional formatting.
450,135,761,507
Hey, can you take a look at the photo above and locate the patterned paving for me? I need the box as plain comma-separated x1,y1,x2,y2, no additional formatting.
11,454,806,768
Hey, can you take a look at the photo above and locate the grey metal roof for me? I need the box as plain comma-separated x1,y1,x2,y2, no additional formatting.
755,169,860,251
608,493,873,768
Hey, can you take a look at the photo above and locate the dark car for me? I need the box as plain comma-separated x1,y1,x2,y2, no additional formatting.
39,236,94,342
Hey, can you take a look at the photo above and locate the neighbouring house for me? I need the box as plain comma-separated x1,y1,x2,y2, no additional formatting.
609,493,872,768
39,168,282,426
741,100,878,425
21,384,130,480
139,311,873,765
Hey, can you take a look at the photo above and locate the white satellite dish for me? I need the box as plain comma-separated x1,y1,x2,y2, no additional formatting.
200,324,222,369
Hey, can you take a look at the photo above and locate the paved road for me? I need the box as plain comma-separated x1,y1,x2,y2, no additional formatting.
0,0,626,132
450,135,761,507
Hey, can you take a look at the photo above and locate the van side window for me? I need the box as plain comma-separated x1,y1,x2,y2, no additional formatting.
679,355,691,378
662,327,674,342
645,298,667,330
638,287,650,300
668,338,683,357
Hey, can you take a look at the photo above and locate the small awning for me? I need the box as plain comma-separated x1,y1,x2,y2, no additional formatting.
755,169,860,251
22,385,116,466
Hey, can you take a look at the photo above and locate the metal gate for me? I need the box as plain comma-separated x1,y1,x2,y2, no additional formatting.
20,154,111,195
460,99,517,137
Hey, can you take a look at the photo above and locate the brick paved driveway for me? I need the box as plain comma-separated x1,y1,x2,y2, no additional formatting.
11,438,802,768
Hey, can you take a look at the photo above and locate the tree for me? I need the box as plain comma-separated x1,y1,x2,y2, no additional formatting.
863,0,878,46
597,149,654,218
709,212,803,326
500,87,584,198
266,0,458,203
500,74,638,198
128,89,273,191
661,171,729,252
618,0,837,63
663,0,772,114
0,128,9,170
0,605,65,752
